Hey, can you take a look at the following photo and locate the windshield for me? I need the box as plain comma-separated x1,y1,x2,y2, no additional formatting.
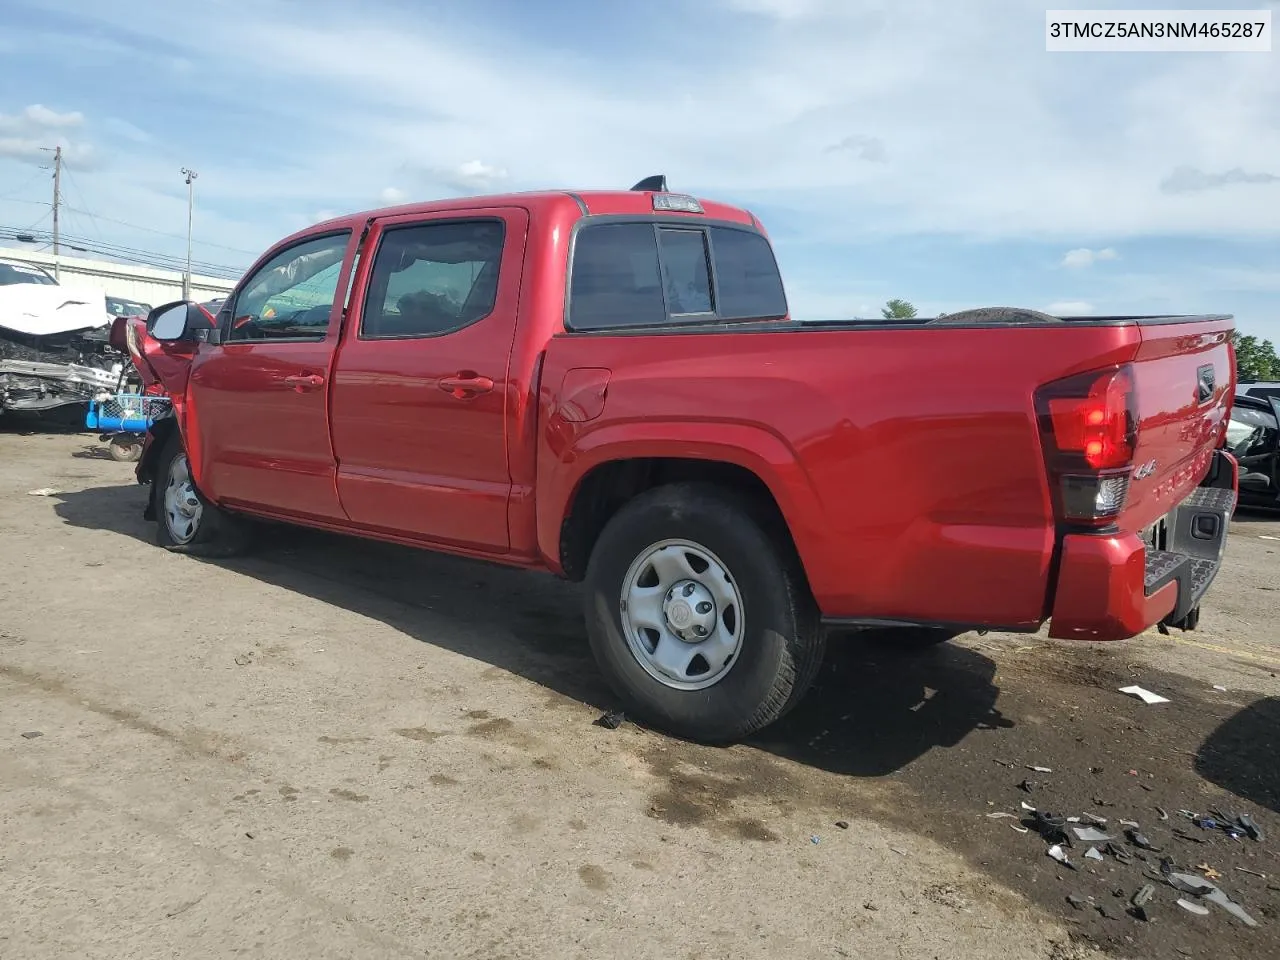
106,297,151,317
0,261,57,286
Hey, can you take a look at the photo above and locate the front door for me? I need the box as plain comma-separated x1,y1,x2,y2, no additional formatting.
328,208,528,551
187,229,357,521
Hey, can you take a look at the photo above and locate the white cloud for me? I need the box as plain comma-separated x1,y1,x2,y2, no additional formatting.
379,186,407,204
1160,166,1280,194
1061,247,1119,268
0,104,84,132
0,103,96,168
1046,301,1094,315
825,134,886,162
430,160,509,193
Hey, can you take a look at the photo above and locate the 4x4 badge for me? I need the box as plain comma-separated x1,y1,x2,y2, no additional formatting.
1133,459,1157,480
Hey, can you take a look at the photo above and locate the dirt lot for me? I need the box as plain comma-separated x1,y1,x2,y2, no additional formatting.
2,429,1279,960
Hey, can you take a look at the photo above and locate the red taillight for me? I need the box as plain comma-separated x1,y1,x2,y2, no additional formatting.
1036,365,1138,526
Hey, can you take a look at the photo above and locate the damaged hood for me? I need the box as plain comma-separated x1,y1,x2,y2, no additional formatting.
0,283,109,336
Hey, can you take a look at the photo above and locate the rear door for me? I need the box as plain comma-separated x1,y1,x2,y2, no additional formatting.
328,207,528,551
186,229,357,520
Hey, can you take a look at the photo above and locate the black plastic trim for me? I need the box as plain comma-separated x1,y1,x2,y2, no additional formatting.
819,617,1040,635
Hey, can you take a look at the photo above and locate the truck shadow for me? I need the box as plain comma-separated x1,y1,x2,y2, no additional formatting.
53,483,1009,779
1195,696,1280,814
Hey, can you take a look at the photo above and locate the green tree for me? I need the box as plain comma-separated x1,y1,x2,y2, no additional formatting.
881,299,918,320
1232,332,1280,381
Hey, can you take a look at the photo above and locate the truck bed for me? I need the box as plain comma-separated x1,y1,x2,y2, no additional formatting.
539,312,1235,633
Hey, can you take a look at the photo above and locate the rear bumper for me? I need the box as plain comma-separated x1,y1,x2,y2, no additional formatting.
1048,450,1238,641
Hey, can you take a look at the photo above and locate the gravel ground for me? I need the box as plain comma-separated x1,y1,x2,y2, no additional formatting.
2,429,1279,960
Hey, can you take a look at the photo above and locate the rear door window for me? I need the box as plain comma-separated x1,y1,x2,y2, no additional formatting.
568,220,787,330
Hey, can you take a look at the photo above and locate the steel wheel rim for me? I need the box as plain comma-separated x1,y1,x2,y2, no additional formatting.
163,453,202,544
619,538,745,691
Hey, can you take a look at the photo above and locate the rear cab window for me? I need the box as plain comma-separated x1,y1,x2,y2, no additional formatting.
567,219,787,331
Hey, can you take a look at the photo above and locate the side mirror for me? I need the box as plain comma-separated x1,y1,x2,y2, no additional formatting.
147,301,200,341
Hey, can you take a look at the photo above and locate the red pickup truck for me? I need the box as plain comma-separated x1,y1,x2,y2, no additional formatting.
119,178,1239,743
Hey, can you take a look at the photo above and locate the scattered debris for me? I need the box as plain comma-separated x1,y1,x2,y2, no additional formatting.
1034,811,1071,845
1096,903,1119,920
1047,845,1076,870
593,710,625,730
1177,898,1210,916
835,820,849,830
26,487,59,496
1119,819,1140,829
986,812,1018,820
1105,841,1135,865
1156,806,1169,821
1237,813,1265,843
1026,765,1053,773
1163,869,1215,897
1018,778,1038,793
1126,829,1159,851
1081,813,1109,827
1172,829,1208,845
1066,894,1087,911
1131,884,1156,908
863,902,878,911
1072,826,1113,844
1085,847,1105,861
20,731,42,739
1010,823,1030,834
1119,685,1170,704
1212,684,1228,692
810,835,820,845
1198,864,1222,881
1235,867,1267,879
1204,886,1259,927
1020,801,1037,812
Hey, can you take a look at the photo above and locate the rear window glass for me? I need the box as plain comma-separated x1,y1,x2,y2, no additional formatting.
568,220,787,330
709,226,788,320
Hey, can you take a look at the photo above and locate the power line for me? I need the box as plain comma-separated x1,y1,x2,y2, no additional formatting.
61,205,261,256
0,170,46,201
0,225,245,279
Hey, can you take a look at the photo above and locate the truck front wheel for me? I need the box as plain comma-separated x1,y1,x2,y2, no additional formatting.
583,483,823,744
153,433,251,557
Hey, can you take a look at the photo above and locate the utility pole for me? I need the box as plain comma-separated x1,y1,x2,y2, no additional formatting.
181,167,198,299
51,145,62,281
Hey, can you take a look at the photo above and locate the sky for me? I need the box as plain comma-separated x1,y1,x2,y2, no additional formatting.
0,0,1277,338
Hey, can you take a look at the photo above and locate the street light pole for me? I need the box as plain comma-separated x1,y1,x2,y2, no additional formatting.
181,167,198,299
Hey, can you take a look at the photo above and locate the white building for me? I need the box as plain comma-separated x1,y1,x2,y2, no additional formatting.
0,246,237,308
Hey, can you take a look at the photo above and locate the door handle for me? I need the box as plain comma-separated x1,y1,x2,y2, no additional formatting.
438,373,494,398
282,373,325,391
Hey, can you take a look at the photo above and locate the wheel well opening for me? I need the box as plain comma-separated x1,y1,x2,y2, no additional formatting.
558,457,799,582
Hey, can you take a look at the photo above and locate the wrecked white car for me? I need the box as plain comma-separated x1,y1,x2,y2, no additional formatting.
0,258,123,419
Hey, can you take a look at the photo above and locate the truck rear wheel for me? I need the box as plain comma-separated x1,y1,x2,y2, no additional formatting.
583,483,823,744
153,433,251,557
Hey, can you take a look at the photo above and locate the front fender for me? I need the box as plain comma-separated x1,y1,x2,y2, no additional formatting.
536,418,826,577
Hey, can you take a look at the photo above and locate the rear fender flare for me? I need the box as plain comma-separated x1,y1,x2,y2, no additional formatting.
538,420,824,575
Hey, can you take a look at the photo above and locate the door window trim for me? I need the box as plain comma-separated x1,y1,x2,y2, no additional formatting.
357,216,508,342
223,228,354,344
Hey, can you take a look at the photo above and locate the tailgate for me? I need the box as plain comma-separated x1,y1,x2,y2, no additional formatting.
1119,320,1234,533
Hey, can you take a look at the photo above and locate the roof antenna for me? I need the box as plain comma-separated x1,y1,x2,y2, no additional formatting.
631,175,667,192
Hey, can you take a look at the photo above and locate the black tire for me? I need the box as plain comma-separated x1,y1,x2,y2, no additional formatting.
152,432,251,557
930,306,1065,325
583,482,823,744
108,437,143,462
